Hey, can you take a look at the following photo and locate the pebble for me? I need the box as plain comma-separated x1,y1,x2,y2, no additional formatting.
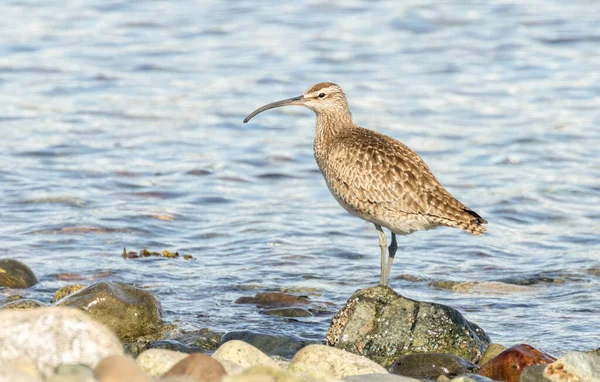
56,281,163,342
544,351,600,382
220,330,314,358
212,340,281,373
163,353,226,382
95,355,150,382
0,307,123,379
0,259,38,288
136,349,188,377
342,374,422,381
288,344,388,380
478,344,556,382
390,353,477,379
221,365,304,382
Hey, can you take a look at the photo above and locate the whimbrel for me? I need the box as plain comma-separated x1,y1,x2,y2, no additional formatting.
243,82,487,286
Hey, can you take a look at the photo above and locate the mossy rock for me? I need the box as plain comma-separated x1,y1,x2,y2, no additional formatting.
51,284,86,303
0,299,47,310
0,259,38,289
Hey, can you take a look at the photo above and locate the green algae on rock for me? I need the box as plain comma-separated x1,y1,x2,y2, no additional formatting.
326,286,490,368
0,259,38,289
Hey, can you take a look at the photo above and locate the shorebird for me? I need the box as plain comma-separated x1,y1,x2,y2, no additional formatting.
243,82,487,286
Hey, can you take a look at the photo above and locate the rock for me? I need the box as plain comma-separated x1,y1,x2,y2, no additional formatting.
0,298,47,309
262,307,313,317
0,307,123,378
175,328,224,352
212,340,281,373
544,352,600,382
4,357,42,380
221,365,304,382
163,353,227,382
136,349,188,376
342,374,421,381
479,344,507,366
0,259,38,288
289,344,388,380
450,374,493,382
390,353,477,379
95,355,151,382
520,364,551,382
47,364,95,382
51,284,86,303
235,292,310,307
2,294,24,304
326,286,490,368
478,344,556,382
0,362,42,382
220,330,314,358
56,281,163,342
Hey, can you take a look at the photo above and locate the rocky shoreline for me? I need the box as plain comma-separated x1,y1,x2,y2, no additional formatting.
1,258,599,382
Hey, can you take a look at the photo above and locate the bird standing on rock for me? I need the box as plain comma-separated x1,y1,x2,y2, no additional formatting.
243,82,487,286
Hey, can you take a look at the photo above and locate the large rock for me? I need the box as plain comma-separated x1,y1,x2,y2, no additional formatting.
212,340,280,374
478,344,555,382
544,352,600,382
56,281,163,342
0,307,123,378
390,353,477,379
0,259,38,288
289,344,388,380
326,286,490,368
220,330,314,358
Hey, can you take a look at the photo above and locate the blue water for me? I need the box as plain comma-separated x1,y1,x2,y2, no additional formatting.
1,0,599,355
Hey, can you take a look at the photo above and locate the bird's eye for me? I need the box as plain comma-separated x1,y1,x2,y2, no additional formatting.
318,93,326,98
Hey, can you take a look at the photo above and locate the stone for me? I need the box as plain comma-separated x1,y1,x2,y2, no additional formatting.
520,364,551,382
235,292,310,307
342,374,421,381
479,344,507,366
262,307,313,317
478,344,556,382
5,357,42,380
289,344,388,380
51,284,86,303
56,281,163,342
544,352,600,382
390,353,477,379
0,307,123,378
220,330,314,358
212,340,281,373
326,286,490,368
221,366,304,382
0,363,42,382
2,294,24,304
95,355,150,382
0,259,38,288
0,298,47,309
136,349,188,376
47,364,95,382
163,353,227,382
450,374,493,382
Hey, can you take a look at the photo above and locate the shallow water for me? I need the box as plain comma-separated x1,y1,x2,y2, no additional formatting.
1,0,599,354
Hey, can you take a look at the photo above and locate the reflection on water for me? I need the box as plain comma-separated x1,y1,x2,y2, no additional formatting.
0,1,599,353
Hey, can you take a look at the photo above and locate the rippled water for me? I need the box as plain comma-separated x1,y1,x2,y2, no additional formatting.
1,0,599,354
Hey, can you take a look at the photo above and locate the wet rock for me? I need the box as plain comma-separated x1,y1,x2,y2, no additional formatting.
326,286,490,368
0,307,123,378
149,339,202,353
220,330,315,358
212,340,280,373
544,352,600,382
289,344,387,380
235,292,310,307
520,364,551,382
478,344,556,382
136,349,188,376
221,365,303,382
390,353,477,379
479,343,507,366
57,281,163,342
175,328,224,352
51,284,86,303
47,364,95,382
262,307,313,317
2,294,24,304
95,355,150,382
0,259,38,288
0,298,47,309
163,353,227,382
342,374,421,381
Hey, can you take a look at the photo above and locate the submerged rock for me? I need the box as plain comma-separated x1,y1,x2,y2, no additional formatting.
0,259,38,288
0,298,46,309
51,284,86,303
235,292,310,307
263,307,314,317
544,352,600,382
326,286,490,368
0,307,123,378
220,330,315,358
390,353,477,379
56,281,163,342
478,344,556,382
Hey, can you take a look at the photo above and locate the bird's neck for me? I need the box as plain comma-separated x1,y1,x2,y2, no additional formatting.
314,111,354,148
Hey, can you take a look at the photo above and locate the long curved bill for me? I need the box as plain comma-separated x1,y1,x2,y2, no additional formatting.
243,95,305,123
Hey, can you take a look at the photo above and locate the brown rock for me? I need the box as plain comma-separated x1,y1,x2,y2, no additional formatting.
163,353,226,382
51,284,86,303
235,292,309,307
95,355,151,382
478,344,556,382
0,259,38,288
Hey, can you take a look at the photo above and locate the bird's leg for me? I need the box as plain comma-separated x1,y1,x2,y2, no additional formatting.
384,232,398,285
374,224,387,285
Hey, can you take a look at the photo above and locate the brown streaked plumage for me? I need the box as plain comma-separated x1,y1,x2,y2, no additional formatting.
243,82,487,286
